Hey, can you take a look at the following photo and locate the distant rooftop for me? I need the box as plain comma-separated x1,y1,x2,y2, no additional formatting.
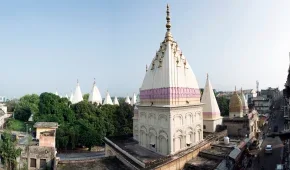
34,122,58,128
184,156,220,170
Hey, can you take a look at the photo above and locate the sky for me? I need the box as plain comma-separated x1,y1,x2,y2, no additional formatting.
0,0,290,98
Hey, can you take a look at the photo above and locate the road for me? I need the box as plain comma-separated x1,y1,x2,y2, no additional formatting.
251,110,284,170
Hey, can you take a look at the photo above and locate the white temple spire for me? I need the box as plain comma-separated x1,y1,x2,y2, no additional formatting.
113,96,119,106
125,95,131,104
103,91,113,105
201,74,222,132
72,80,83,104
55,89,59,96
88,78,102,105
69,90,74,102
65,94,69,99
239,87,249,115
130,93,137,106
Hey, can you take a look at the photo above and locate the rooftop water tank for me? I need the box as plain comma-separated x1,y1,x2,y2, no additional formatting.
224,136,230,145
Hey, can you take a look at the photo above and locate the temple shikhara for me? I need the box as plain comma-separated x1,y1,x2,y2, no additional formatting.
103,5,251,170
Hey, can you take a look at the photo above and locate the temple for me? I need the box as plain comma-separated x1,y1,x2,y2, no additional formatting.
71,80,83,104
239,88,249,115
88,79,102,105
201,74,223,133
103,91,113,105
113,96,119,105
125,95,131,104
130,93,137,106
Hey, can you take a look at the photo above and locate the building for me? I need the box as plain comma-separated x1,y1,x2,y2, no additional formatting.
252,95,270,114
113,96,119,105
0,96,6,103
216,89,257,104
103,91,113,105
261,87,280,101
223,88,259,139
71,80,83,104
201,74,223,133
88,79,102,105
18,122,58,170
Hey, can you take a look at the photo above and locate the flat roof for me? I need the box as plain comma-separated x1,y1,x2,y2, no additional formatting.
106,136,165,164
200,146,232,157
34,122,58,128
185,156,220,170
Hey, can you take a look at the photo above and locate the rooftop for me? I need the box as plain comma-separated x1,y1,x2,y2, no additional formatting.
184,156,220,170
105,136,165,165
200,146,232,157
34,122,58,128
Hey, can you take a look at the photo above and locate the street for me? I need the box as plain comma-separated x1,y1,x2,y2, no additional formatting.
250,110,284,170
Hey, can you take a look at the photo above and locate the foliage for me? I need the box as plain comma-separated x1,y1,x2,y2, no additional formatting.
14,94,39,122
31,92,133,150
6,119,33,132
83,93,89,101
0,130,22,170
216,96,230,116
5,100,17,113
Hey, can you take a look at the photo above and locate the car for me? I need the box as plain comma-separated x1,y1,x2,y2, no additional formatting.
265,145,273,154
276,164,283,170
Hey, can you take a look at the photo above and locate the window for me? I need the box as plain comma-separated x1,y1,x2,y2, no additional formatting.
151,144,155,148
30,158,36,168
203,125,206,129
40,159,46,169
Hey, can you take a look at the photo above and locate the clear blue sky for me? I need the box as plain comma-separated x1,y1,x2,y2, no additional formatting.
0,0,289,98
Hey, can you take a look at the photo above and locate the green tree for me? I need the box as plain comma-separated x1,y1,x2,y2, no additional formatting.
0,130,22,170
216,96,230,116
14,94,39,122
83,94,89,102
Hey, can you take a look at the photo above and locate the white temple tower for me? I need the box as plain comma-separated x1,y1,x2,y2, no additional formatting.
113,96,119,105
135,5,203,155
201,74,223,133
130,93,137,106
88,79,102,105
69,91,74,103
125,95,131,105
239,88,249,115
103,91,113,105
72,80,83,104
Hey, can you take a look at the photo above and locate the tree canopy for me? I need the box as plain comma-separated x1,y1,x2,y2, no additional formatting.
14,92,134,150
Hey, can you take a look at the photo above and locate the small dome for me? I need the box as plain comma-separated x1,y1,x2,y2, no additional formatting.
229,91,242,113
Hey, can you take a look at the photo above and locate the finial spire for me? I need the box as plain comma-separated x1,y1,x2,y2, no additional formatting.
93,78,96,84
207,73,209,79
166,4,171,31
146,64,148,72
165,4,173,42
235,86,236,92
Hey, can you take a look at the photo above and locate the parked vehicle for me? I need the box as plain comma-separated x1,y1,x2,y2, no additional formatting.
265,145,273,154
276,164,283,170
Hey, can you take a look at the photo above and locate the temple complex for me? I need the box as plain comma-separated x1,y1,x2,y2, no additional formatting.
130,93,137,106
113,96,119,105
125,95,131,104
223,87,259,139
201,74,223,133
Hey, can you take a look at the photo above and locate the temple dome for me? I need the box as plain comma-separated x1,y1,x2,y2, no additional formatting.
229,88,243,117
139,5,200,106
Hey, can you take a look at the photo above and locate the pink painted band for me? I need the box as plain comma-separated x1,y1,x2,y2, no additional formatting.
140,87,200,100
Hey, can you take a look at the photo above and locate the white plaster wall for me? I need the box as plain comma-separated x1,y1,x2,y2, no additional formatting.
170,106,203,154
137,105,203,156
203,118,223,133
137,106,170,155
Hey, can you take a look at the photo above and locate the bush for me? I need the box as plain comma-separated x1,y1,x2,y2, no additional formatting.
14,107,32,122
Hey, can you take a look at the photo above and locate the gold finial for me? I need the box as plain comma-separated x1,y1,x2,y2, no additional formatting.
146,65,148,72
